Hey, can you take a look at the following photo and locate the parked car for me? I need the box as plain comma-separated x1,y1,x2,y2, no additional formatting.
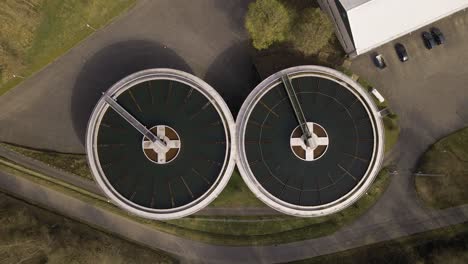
422,31,436,49
395,43,409,62
431,27,445,45
372,53,386,69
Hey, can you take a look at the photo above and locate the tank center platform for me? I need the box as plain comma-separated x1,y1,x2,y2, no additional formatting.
142,125,181,164
290,122,329,161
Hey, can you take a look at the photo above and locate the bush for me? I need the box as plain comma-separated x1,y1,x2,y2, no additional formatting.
290,8,334,55
245,0,293,50
245,1,336,56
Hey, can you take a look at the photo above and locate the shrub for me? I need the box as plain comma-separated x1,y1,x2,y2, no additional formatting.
289,8,334,55
245,0,293,50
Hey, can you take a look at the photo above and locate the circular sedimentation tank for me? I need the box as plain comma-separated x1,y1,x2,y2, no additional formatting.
236,66,385,217
86,69,236,220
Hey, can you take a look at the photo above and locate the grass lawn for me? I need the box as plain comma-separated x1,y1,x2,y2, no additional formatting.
0,192,175,263
210,170,265,207
415,127,468,209
0,0,136,95
290,221,468,264
383,114,400,153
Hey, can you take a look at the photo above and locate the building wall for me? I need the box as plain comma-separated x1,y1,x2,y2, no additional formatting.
317,0,356,55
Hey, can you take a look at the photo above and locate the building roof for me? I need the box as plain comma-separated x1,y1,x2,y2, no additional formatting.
339,0,371,11
345,0,468,54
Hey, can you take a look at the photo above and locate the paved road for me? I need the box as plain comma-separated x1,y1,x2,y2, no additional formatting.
349,10,468,229
1,168,468,264
0,0,257,153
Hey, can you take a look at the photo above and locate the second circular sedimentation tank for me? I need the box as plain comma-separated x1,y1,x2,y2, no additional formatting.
236,66,385,217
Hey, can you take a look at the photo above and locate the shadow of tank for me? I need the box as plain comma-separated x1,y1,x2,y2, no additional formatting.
72,40,193,147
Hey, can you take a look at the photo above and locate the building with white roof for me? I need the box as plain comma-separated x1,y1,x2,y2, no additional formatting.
318,0,468,56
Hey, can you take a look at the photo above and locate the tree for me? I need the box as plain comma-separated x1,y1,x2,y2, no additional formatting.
289,8,334,56
245,0,292,50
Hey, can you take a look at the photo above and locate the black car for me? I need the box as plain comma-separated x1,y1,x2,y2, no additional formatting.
431,27,445,45
395,43,408,62
422,31,436,49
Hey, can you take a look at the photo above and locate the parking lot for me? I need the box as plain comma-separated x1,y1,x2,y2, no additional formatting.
352,9,468,154
349,9,468,224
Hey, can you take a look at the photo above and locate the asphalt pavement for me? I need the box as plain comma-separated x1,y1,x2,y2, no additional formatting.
0,0,257,153
349,9,468,228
